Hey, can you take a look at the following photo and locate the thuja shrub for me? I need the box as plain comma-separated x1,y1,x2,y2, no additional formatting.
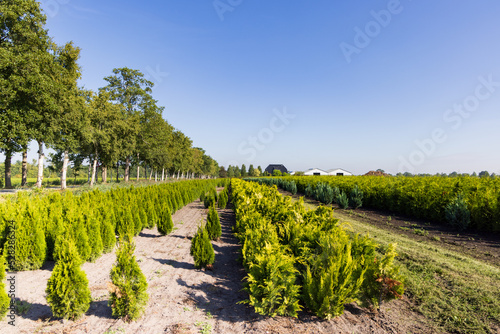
301,230,368,319
190,225,215,269
203,194,215,209
108,235,149,322
445,194,471,231
157,207,174,236
46,238,91,320
242,243,301,317
336,191,349,209
101,218,116,254
349,185,363,209
206,205,222,240
86,215,104,262
359,243,404,310
217,190,228,209
0,255,9,319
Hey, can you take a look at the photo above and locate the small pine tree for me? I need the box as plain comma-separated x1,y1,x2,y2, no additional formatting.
0,255,10,320
108,235,149,322
206,205,222,240
46,238,91,320
190,225,215,269
157,208,174,236
349,186,363,209
133,209,143,236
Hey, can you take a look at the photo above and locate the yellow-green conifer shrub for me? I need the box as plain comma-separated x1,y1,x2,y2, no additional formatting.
46,238,91,320
101,217,116,254
206,205,222,240
133,209,142,236
0,255,10,320
157,208,173,236
108,235,149,322
72,217,91,262
86,215,104,262
359,243,404,310
190,225,215,269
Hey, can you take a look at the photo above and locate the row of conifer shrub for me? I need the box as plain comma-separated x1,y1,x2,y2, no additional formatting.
230,179,404,319
0,179,228,272
280,175,500,232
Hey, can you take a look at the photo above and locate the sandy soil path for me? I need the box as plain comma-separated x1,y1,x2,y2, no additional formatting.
1,199,432,334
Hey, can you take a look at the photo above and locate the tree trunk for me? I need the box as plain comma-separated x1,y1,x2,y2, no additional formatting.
149,168,153,180
162,168,165,181
144,165,147,180
137,153,140,182
90,156,98,186
177,170,180,179
36,141,45,188
102,166,107,183
4,150,12,189
124,156,130,182
21,149,28,186
155,170,157,182
116,161,119,182
61,150,69,190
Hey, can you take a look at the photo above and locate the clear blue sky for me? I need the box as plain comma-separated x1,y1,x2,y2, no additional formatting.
7,0,500,175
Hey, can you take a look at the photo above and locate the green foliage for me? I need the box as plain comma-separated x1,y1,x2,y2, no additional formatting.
272,169,282,177
445,194,471,231
243,243,301,317
349,185,363,209
0,256,9,320
359,243,404,310
301,231,367,319
336,191,349,209
190,225,215,269
203,194,215,209
109,235,149,322
101,218,116,253
87,215,104,262
206,205,222,240
217,189,228,209
72,217,92,262
157,207,173,236
46,238,91,320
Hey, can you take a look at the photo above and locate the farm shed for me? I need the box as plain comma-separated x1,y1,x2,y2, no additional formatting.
303,168,328,176
265,164,288,174
326,168,353,176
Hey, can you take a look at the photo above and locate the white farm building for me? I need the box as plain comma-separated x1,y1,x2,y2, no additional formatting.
303,168,353,176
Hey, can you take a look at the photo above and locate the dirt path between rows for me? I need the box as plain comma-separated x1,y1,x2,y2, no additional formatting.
1,199,434,334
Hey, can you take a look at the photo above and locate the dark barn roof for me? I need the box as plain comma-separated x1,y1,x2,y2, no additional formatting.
265,164,288,174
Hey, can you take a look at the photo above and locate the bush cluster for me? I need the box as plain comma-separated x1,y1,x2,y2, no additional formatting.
232,179,404,318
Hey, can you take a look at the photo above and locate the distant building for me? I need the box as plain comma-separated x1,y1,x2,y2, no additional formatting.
303,168,328,176
265,164,288,174
302,168,353,176
326,168,353,176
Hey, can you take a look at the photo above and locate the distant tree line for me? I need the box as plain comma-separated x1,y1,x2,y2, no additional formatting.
0,0,219,189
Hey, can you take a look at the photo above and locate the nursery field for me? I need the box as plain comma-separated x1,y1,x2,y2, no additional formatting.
0,190,433,334
0,178,498,333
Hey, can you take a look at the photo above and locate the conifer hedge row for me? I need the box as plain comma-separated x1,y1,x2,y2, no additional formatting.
249,176,500,232
231,179,404,319
0,179,227,272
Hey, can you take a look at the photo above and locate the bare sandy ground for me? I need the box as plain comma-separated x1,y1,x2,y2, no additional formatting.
0,199,433,334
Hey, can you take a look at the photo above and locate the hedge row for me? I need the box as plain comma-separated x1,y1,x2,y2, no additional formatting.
253,176,500,232
230,179,404,318
0,179,228,271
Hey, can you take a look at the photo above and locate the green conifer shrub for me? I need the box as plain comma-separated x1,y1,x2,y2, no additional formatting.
133,209,142,236
243,243,301,317
206,205,222,240
349,185,364,209
46,238,91,320
217,191,228,209
203,194,215,208
301,230,367,319
190,225,215,269
0,255,10,320
445,194,471,231
336,191,349,209
108,235,149,322
86,215,104,262
157,208,174,235
359,243,404,310
101,217,116,254
72,217,91,262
